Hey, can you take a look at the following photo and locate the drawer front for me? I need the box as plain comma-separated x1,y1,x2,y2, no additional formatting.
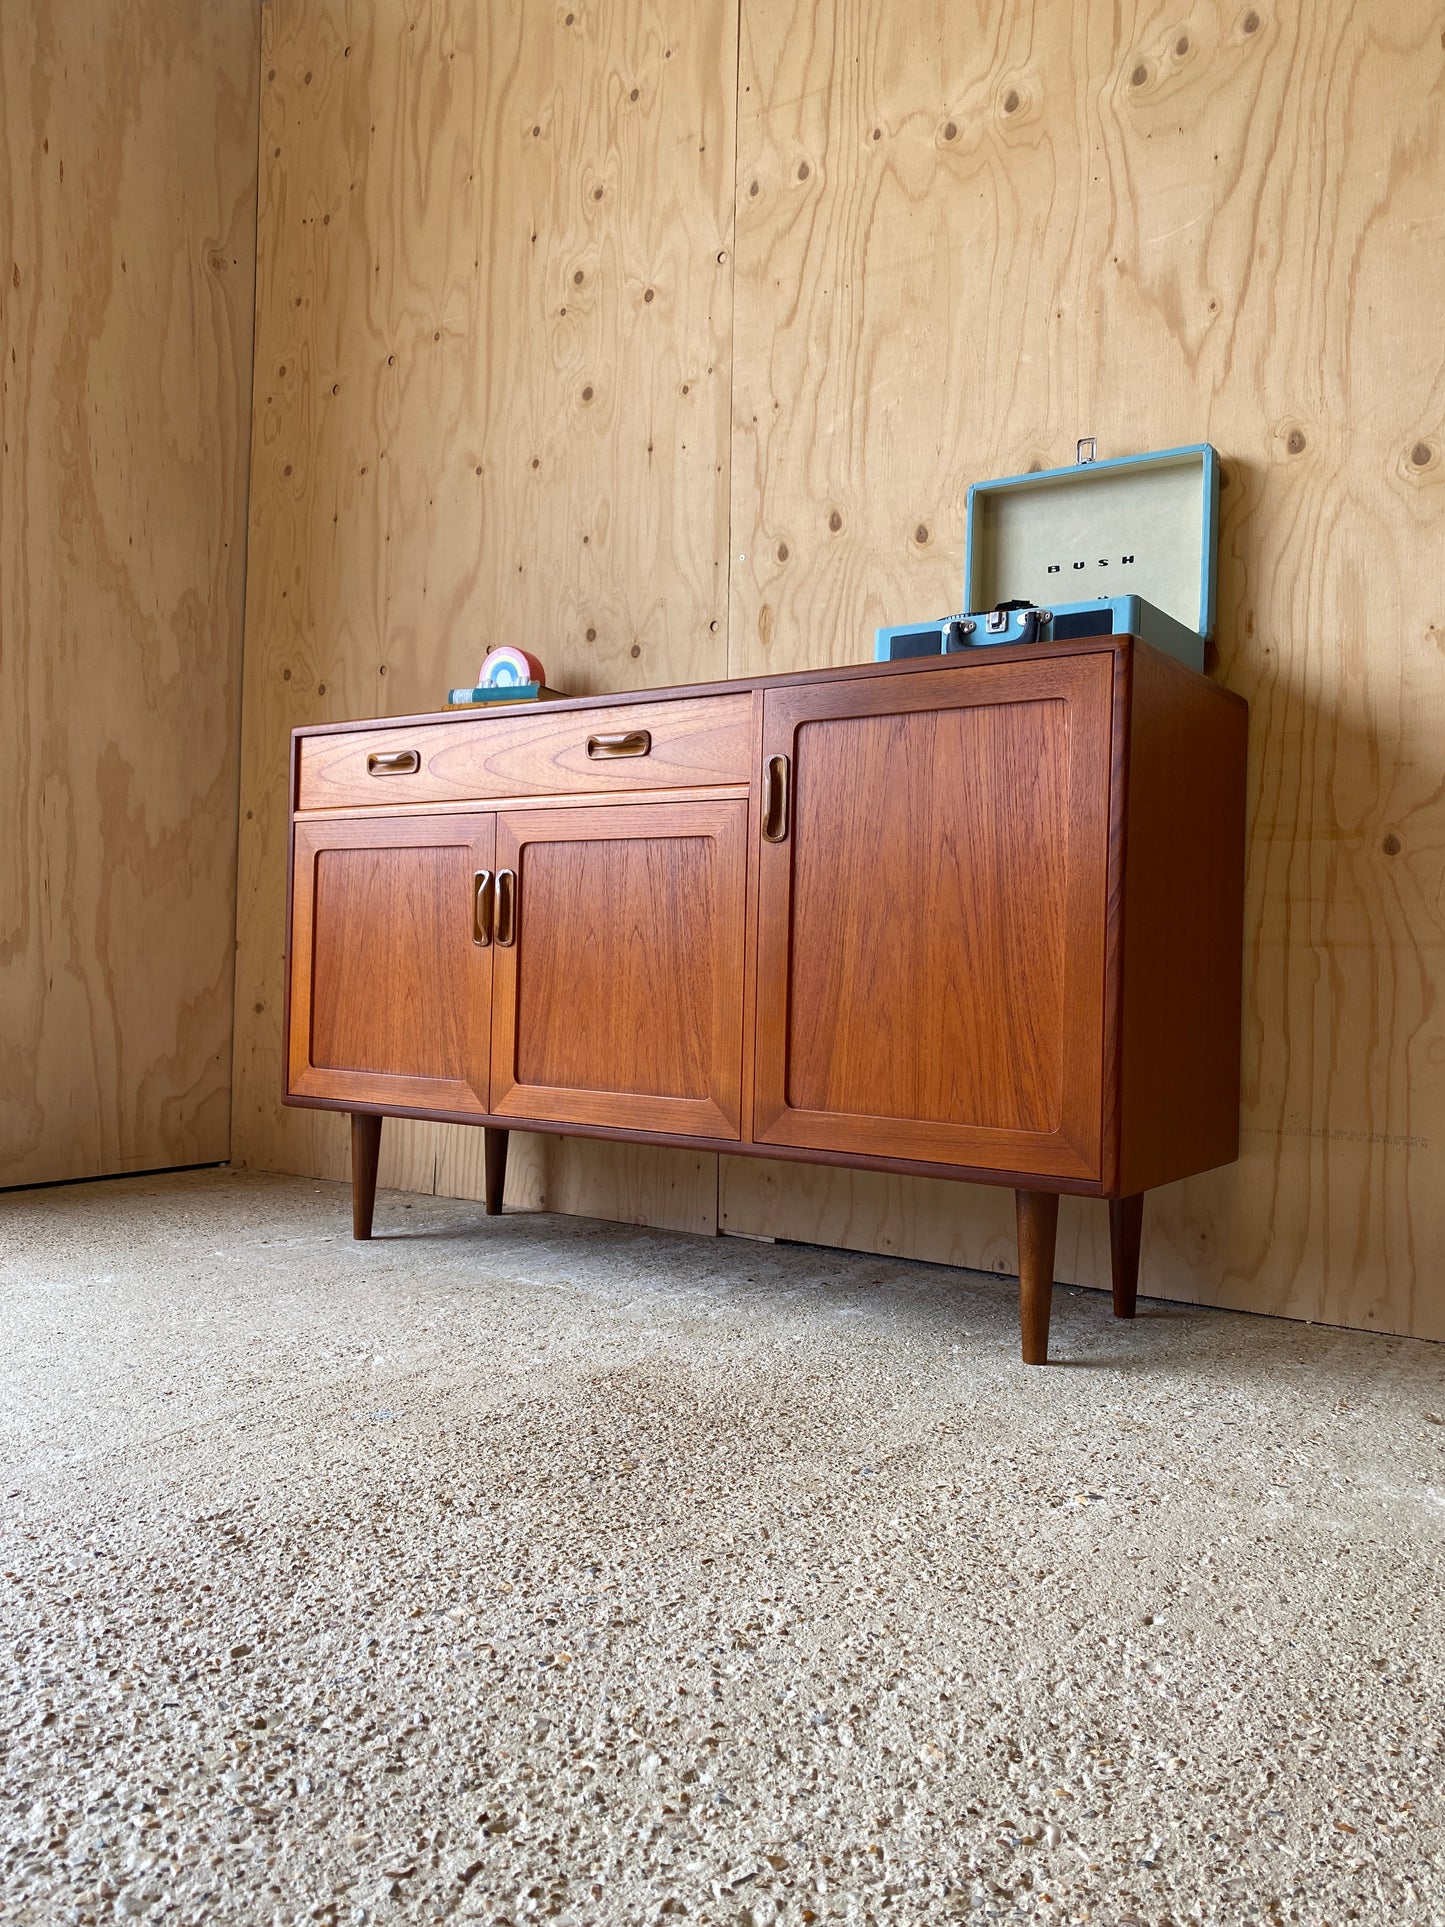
297,695,751,810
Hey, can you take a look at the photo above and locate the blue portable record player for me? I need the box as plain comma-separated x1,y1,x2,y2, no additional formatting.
875,440,1219,673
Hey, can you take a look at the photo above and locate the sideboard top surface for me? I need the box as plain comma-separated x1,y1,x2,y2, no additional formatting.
289,632,1245,746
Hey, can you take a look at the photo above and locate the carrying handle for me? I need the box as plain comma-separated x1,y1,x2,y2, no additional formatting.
472,870,494,946
367,749,420,776
495,869,518,947
762,754,791,843
587,730,651,759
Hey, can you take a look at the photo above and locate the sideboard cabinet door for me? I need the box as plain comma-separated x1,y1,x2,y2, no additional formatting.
489,800,747,1138
288,813,495,1114
753,655,1115,1182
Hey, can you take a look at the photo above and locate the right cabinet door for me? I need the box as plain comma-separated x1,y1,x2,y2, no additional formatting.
488,799,748,1138
753,654,1115,1182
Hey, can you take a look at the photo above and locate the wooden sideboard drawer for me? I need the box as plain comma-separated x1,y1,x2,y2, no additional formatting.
296,694,752,810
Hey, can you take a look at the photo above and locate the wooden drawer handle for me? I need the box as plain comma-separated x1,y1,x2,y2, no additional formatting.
762,753,791,842
586,730,651,759
366,749,420,776
495,868,517,947
472,870,493,947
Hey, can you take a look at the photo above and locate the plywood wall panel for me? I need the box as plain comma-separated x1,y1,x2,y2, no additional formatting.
0,0,258,1187
430,1125,710,1232
725,0,1445,1342
230,0,737,1227
238,0,1445,1342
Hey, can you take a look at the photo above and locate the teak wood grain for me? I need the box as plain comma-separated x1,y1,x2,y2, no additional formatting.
297,696,752,812
1109,1193,1144,1321
1115,644,1249,1196
483,1128,510,1217
351,1113,383,1240
1016,1191,1060,1367
289,813,494,1116
753,655,1113,1180
488,800,748,1139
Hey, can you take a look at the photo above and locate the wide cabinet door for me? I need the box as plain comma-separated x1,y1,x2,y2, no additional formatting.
754,655,1114,1181
489,801,747,1137
289,813,494,1114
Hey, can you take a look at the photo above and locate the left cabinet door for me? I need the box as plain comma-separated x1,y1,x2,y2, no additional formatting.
288,813,495,1115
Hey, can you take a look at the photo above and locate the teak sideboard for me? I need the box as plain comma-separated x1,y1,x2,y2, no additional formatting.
284,638,1247,1363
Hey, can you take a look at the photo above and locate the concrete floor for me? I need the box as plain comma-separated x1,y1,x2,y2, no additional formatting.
1,1170,1442,1927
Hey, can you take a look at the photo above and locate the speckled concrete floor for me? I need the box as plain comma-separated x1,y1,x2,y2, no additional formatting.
1,1170,1442,1927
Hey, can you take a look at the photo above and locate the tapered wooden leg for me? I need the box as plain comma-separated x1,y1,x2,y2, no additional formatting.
483,1127,510,1217
1109,1192,1144,1320
1015,1189,1059,1365
351,1112,382,1241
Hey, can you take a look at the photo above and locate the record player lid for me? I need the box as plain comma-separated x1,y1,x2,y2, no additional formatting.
963,442,1219,640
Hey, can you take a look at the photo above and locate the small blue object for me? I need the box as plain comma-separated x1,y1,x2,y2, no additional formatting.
875,442,1219,673
447,682,542,706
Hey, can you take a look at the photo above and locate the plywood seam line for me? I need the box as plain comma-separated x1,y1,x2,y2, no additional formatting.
724,0,743,685
223,3,270,1167
720,0,745,1240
